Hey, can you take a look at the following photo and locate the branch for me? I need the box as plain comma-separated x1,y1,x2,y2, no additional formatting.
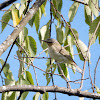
72,0,88,6
0,0,46,57
0,0,17,10
0,85,100,99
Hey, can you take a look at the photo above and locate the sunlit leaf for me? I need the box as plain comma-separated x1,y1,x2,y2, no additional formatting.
33,92,41,100
56,27,64,44
58,63,68,78
88,0,99,17
68,2,80,22
84,5,92,26
26,71,34,85
1,10,11,32
76,39,91,61
89,16,100,45
42,92,49,100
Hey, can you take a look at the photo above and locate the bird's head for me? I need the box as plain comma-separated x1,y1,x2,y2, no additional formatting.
41,38,58,46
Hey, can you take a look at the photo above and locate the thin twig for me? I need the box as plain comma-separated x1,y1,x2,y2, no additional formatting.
68,77,89,83
88,62,94,92
80,16,100,90
94,56,100,88
16,40,39,86
57,63,71,89
14,56,63,76
91,0,100,12
0,20,15,28
72,0,88,6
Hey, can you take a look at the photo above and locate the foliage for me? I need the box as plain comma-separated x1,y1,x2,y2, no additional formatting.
0,0,100,100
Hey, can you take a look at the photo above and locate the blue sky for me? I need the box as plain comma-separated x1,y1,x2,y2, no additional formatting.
0,0,100,100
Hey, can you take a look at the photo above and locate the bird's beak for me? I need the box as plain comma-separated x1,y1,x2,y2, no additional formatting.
41,40,47,42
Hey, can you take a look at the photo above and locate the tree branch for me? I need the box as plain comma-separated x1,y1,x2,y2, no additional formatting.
0,0,46,57
0,85,100,99
72,0,88,6
0,0,17,10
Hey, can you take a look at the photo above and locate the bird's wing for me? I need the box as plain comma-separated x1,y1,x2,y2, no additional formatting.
58,46,75,63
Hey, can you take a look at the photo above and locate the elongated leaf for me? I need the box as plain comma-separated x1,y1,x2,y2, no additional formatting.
68,2,80,22
89,16,100,45
84,5,92,26
42,92,49,100
39,22,50,54
33,92,41,100
88,0,99,17
76,40,91,61
56,27,64,44
58,63,68,78
1,11,11,32
25,36,37,57
26,71,34,85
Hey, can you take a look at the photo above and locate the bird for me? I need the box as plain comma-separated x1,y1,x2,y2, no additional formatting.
42,38,82,73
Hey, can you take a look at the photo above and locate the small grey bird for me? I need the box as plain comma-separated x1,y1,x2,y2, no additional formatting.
42,38,82,73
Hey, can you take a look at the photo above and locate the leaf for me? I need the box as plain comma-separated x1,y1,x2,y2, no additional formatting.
25,36,37,57
64,36,74,58
56,27,64,44
20,92,29,100
89,16,100,45
12,8,22,27
26,71,34,85
84,5,92,26
58,63,68,78
33,92,41,100
88,0,99,17
1,10,11,32
95,86,100,94
68,2,80,22
34,10,40,33
76,39,91,61
41,4,46,16
45,59,56,85
39,22,50,54
42,92,49,100
18,75,30,85
0,59,14,80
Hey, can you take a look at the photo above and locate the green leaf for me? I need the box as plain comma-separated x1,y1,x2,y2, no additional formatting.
39,21,50,54
68,2,80,22
26,71,34,85
5,79,15,85
33,92,41,100
84,5,92,26
65,23,70,37
1,10,11,32
42,92,49,100
0,59,14,80
18,75,30,85
45,59,56,85
58,63,68,78
56,27,64,44
76,39,91,61
25,36,37,56
34,10,40,33
64,36,73,58
88,0,99,17
28,15,36,27
89,16,100,45
95,86,100,94
41,4,46,16
69,28,79,42
20,92,29,100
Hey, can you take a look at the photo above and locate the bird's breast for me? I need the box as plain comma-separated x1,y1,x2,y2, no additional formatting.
48,46,68,63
